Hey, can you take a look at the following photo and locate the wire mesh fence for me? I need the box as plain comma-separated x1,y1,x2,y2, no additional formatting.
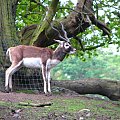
12,68,44,91
0,39,44,92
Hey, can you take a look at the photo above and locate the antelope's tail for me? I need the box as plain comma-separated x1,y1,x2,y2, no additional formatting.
6,48,10,60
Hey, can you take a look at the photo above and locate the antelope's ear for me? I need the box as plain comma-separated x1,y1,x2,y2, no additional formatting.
54,39,63,44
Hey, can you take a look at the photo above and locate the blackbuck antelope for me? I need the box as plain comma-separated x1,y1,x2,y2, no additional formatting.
5,23,76,94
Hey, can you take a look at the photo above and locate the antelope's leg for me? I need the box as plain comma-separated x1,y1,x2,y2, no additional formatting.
47,69,51,93
41,65,47,94
5,68,10,92
9,61,22,91
9,74,13,92
5,64,16,92
5,61,22,92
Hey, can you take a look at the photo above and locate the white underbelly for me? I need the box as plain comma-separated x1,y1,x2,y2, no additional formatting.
23,58,42,68
47,59,60,69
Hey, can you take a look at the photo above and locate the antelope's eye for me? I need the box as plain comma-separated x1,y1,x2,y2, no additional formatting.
64,43,70,49
65,44,69,47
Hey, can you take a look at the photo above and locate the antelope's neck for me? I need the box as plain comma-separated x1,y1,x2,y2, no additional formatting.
52,47,67,61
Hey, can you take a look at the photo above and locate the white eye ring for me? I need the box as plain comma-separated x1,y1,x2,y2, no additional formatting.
64,43,70,49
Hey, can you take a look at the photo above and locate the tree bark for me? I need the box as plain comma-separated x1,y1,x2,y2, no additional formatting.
52,79,120,101
30,0,59,45
0,0,19,60
0,0,18,42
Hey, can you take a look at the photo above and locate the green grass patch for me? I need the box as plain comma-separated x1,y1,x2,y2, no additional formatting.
15,89,35,94
0,96,120,120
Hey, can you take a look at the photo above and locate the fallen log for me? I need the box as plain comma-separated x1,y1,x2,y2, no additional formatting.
52,79,120,101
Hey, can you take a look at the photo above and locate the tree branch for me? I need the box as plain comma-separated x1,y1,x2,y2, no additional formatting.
83,41,119,51
90,17,111,37
83,42,110,51
30,0,59,45
19,0,111,48
73,36,85,51
19,102,53,107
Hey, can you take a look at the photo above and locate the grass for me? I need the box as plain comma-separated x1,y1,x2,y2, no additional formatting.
15,89,36,94
0,95,120,119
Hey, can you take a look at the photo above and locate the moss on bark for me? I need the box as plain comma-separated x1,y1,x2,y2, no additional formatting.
30,0,59,45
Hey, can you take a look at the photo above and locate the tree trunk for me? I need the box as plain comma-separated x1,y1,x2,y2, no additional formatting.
0,0,19,91
52,79,120,101
0,0,18,42
0,0,19,63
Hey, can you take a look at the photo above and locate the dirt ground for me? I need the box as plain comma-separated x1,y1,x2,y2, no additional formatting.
0,89,82,103
0,91,120,120
0,91,85,120
0,91,59,103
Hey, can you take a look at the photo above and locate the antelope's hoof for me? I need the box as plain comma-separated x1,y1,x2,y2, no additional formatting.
45,92,52,96
9,88,13,92
5,88,10,93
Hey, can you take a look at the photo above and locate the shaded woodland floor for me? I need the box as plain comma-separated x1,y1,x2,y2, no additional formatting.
0,91,120,120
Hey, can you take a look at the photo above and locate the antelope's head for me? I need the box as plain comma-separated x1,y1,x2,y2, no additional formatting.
52,22,76,54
